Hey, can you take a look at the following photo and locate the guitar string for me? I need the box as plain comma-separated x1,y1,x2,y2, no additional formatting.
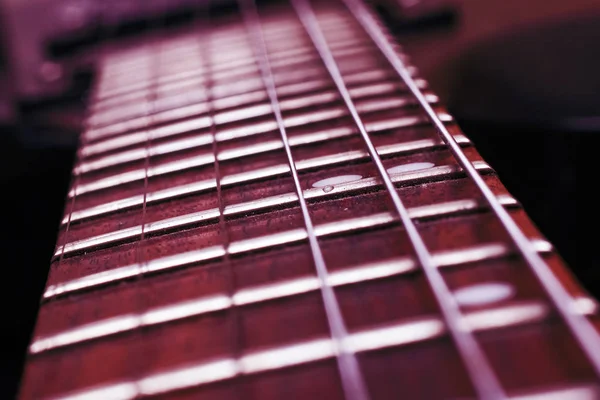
137,32,158,313
202,0,247,387
134,10,168,382
240,1,371,399
291,0,506,398
57,0,120,266
60,6,164,385
342,0,600,378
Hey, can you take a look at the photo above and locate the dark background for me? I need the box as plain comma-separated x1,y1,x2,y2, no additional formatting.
0,0,597,398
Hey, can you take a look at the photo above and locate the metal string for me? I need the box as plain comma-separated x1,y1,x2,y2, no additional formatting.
239,1,370,399
56,0,117,263
201,0,247,386
342,0,600,379
291,0,506,398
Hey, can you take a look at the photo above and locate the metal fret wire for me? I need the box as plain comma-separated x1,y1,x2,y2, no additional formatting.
292,1,506,398
342,0,600,378
240,1,370,399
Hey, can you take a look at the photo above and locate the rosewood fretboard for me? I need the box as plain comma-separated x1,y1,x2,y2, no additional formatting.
18,0,600,399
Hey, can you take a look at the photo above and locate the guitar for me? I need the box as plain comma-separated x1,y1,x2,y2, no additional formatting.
17,0,599,398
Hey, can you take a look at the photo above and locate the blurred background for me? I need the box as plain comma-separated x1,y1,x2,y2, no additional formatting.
0,0,596,397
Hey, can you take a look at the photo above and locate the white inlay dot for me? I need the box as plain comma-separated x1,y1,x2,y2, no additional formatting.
453,282,515,307
312,174,362,189
387,162,434,175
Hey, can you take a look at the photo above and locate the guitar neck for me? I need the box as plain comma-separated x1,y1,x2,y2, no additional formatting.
19,1,600,399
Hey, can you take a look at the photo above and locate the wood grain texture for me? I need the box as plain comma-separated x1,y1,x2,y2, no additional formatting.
18,1,599,399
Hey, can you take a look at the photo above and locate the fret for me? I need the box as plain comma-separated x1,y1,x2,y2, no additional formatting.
44,244,226,299
214,103,424,145
214,83,415,127
32,284,568,356
359,327,596,400
91,67,420,132
51,170,516,284
24,300,594,400
71,153,215,197
38,237,554,342
44,190,540,304
33,241,559,354
41,205,555,342
80,120,211,159
97,89,208,125
92,51,418,138
95,39,396,109
92,34,395,113
88,69,425,145
32,353,599,400
80,90,437,158
74,134,215,175
57,157,496,255
66,128,467,219
84,79,429,158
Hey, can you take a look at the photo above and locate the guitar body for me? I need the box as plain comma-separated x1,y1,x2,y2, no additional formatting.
17,1,599,399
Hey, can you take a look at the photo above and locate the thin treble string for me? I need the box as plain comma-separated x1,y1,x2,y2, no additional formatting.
57,0,121,262
291,1,506,398
201,0,247,380
137,49,157,268
138,3,174,280
134,13,167,383
239,1,370,399
342,0,600,378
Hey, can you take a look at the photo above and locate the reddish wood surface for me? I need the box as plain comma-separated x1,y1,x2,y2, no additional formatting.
18,1,599,399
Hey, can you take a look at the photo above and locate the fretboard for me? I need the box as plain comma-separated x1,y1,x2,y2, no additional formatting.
18,1,600,399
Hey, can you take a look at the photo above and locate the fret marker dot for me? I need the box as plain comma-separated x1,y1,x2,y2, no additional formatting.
387,162,434,175
453,282,515,307
312,174,362,189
